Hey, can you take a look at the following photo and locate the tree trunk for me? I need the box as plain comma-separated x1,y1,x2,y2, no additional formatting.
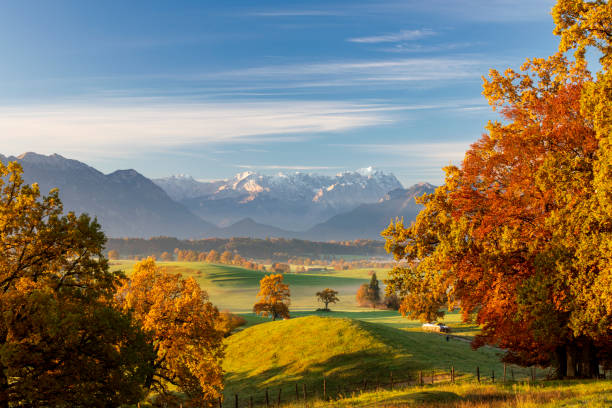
0,363,8,408
566,343,578,378
555,346,567,379
580,339,600,378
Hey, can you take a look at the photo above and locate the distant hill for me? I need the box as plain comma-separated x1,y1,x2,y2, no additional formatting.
304,183,436,240
0,152,216,238
106,236,387,259
215,217,300,239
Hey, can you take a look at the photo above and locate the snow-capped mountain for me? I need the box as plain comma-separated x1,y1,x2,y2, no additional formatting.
154,167,403,230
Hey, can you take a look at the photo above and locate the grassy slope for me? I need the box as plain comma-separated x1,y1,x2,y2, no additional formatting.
223,316,541,400
279,380,612,408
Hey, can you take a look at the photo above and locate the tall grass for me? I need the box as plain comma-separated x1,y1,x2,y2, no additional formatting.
273,380,612,408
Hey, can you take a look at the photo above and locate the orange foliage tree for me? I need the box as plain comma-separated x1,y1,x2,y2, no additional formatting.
253,274,290,320
383,46,611,377
0,162,153,407
117,258,225,405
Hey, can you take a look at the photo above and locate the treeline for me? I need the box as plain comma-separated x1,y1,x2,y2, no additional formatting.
113,248,394,272
106,236,387,261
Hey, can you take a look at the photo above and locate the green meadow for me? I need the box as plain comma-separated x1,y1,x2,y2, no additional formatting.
112,260,610,407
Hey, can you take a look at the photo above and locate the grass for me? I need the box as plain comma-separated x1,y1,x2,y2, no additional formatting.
111,260,483,336
274,380,612,407
222,316,545,402
112,260,606,407
112,260,373,313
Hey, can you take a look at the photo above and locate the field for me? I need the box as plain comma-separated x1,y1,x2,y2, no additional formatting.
111,260,388,313
223,316,545,401
112,260,610,407
277,380,612,407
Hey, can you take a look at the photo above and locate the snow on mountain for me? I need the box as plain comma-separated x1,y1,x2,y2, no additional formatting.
154,168,403,230
153,174,225,201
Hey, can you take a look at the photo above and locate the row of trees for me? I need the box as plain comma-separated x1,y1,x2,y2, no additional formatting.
0,162,225,407
107,236,387,260
384,0,612,378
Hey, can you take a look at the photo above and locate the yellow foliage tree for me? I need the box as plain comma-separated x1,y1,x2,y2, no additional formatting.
0,162,153,407
117,258,225,406
253,274,290,320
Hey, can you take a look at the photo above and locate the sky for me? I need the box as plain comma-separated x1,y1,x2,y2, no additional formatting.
0,0,559,186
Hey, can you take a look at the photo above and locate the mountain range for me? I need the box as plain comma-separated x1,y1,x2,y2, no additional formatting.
154,167,403,230
1,153,435,240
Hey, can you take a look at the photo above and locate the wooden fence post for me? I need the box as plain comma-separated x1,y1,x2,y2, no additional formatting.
302,383,306,401
234,394,238,408
249,395,253,408
476,366,480,383
295,383,299,401
218,397,223,408
265,388,269,408
451,366,455,383
492,370,495,383
390,371,394,390
323,377,326,400
277,388,281,407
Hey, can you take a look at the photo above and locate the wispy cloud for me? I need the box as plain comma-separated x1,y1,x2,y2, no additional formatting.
249,10,340,17
236,165,342,171
342,142,473,163
0,100,399,159
216,57,489,86
348,29,435,44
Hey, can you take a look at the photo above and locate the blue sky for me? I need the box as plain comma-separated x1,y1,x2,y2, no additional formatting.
0,0,558,186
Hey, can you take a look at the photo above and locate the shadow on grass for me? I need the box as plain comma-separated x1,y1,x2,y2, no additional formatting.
224,350,425,402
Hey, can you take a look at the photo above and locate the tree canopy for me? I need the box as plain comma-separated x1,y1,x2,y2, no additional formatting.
0,162,153,407
253,274,291,320
116,258,225,406
316,288,339,311
383,0,612,378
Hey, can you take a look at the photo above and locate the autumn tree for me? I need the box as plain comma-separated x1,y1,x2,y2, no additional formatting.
216,310,247,337
368,273,381,307
160,251,173,261
271,262,290,273
384,2,612,377
206,249,220,263
117,258,225,405
316,288,339,311
0,162,153,407
108,249,119,260
220,250,233,264
253,274,290,320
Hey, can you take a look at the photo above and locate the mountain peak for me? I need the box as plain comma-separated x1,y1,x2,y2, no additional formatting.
356,166,378,176
17,152,67,162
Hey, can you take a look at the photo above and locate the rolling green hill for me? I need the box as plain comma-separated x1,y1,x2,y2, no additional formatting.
222,316,540,400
